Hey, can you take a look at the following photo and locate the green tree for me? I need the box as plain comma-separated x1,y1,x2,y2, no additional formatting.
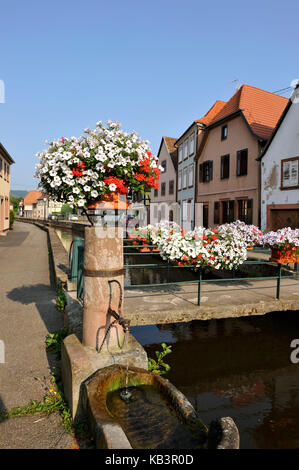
60,204,72,218
10,195,21,210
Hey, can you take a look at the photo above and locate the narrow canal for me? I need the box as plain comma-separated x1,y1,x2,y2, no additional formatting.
56,227,299,449
132,313,299,449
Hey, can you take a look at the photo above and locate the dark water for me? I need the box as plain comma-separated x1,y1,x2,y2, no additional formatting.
106,385,203,449
131,312,299,449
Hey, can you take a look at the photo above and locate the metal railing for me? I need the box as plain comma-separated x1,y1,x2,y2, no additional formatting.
70,239,299,305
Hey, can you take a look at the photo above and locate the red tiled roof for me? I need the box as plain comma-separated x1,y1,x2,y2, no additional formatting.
196,100,227,126
162,136,178,170
209,84,288,140
24,190,43,205
163,137,177,154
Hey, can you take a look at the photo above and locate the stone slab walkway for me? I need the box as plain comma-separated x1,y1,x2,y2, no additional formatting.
0,222,74,449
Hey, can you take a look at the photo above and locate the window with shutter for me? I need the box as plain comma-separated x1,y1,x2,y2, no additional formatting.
214,202,220,224
237,149,248,176
199,164,204,182
229,200,235,222
209,161,213,181
238,199,252,223
221,154,230,179
247,199,253,224
200,161,213,183
169,180,174,195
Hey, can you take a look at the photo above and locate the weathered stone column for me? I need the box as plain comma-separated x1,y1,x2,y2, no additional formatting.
82,226,125,351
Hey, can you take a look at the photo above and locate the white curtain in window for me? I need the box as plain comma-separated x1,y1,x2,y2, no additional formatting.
178,171,182,190
179,146,183,162
189,135,194,155
183,168,187,188
188,164,193,186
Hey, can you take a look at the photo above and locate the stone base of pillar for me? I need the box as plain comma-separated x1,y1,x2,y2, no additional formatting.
61,333,148,420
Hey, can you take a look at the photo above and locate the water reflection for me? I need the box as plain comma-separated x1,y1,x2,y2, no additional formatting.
131,311,299,449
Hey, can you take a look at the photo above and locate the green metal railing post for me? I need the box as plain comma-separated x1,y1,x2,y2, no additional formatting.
197,269,202,306
70,237,84,282
77,244,84,300
276,263,282,299
167,259,170,283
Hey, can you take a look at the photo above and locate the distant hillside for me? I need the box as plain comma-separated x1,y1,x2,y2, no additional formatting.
10,190,29,199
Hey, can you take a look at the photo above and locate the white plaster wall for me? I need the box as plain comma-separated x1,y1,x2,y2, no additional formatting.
261,100,299,231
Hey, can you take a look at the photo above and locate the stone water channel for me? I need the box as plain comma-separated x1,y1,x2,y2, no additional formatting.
56,227,299,449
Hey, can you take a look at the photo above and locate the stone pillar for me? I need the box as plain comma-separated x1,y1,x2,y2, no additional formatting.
82,226,125,351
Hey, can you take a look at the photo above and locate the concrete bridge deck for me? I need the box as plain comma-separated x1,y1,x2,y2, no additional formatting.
124,277,299,326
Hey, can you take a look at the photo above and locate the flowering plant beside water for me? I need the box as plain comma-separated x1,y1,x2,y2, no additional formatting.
262,227,299,258
218,220,264,247
130,222,247,270
35,121,161,209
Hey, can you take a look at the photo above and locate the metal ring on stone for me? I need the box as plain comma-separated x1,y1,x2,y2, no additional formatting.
83,268,125,277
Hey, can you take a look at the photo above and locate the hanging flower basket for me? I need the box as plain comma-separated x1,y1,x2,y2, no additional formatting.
269,248,299,264
35,120,161,213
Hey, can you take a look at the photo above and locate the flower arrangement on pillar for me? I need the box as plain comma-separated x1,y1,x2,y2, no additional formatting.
35,120,161,218
262,228,299,263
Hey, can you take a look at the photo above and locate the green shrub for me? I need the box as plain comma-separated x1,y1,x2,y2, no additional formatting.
9,210,16,228
148,343,172,376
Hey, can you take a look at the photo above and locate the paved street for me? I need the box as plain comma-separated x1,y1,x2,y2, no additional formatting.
0,222,74,449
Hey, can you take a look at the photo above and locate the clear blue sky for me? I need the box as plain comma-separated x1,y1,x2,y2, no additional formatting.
0,0,298,191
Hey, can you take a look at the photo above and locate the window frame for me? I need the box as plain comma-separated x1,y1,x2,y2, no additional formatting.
199,160,213,183
188,164,194,187
161,160,167,173
189,134,195,156
183,168,188,188
220,154,230,179
169,179,174,195
221,125,228,141
161,182,166,196
236,149,248,177
178,146,183,163
178,170,182,191
280,156,299,190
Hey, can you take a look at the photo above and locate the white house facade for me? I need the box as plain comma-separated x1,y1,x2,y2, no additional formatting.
150,137,179,224
261,86,299,231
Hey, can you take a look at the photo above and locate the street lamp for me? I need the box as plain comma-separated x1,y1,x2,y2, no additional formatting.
43,197,47,220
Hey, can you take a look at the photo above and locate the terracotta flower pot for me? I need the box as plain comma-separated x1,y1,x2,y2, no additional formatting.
139,240,150,253
247,247,254,251
269,248,299,264
87,191,130,210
